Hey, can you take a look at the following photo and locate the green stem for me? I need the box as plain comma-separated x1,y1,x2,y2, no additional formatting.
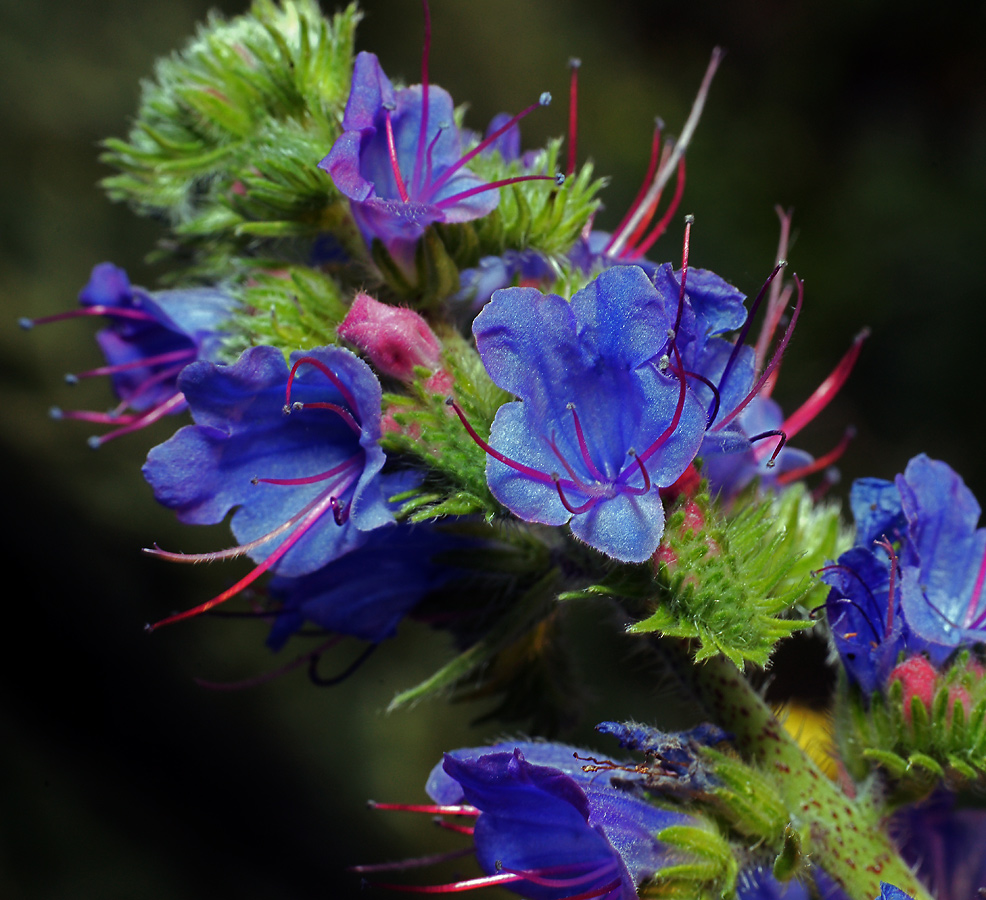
689,653,930,900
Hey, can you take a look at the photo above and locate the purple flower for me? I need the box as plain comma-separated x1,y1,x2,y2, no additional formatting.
142,345,403,629
822,454,986,691
465,265,707,563
20,262,235,446
320,50,552,273
422,743,690,900
265,523,466,650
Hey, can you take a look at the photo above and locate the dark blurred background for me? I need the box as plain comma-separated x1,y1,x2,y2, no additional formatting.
3,0,986,897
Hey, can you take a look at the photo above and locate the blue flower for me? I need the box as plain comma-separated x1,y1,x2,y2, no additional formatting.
265,523,466,650
320,51,552,273
822,454,986,691
142,345,403,628
20,262,235,446
468,265,707,563
424,743,690,900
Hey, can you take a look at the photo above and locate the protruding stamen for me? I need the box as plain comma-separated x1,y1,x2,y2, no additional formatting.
86,391,188,448
384,108,412,203
604,118,663,255
755,206,795,371
283,399,362,436
712,261,788,421
634,340,688,469
253,454,362,487
567,58,581,176
434,174,560,210
446,397,555,486
286,356,359,419
411,0,432,196
424,93,552,201
781,328,870,441
64,347,195,382
349,847,476,875
364,872,522,894
606,46,723,258
367,802,479,816
632,155,687,258
713,275,803,431
19,305,159,328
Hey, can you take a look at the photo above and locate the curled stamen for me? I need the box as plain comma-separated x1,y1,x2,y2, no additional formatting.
286,355,359,417
748,428,787,468
308,641,377,686
194,636,342,691
621,450,651,496
552,474,598,516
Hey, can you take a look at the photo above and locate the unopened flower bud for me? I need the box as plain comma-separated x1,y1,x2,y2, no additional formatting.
337,292,442,381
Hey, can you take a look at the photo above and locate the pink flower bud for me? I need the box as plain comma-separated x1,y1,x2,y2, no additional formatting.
338,292,442,381
888,656,938,724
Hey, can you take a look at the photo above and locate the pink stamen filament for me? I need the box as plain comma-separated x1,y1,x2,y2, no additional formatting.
254,453,364,487
67,347,196,381
286,356,359,419
368,872,523,894
567,404,607,482
368,802,479,816
22,305,160,327
875,537,899,638
567,58,580,176
88,391,189,447
411,0,432,197
606,47,723,258
496,861,620,891
445,398,555,487
713,261,787,419
286,400,362,436
146,458,361,564
630,217,692,471
424,96,552,202
780,328,869,441
552,476,599,516
548,437,595,494
350,847,476,875
630,156,687,259
713,275,803,431
434,174,560,210
604,119,663,255
621,141,673,254
621,450,651,496
146,466,360,630
53,408,138,425
775,427,855,485
755,206,794,371
385,109,412,203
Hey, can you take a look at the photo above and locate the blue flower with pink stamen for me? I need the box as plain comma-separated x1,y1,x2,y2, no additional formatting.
142,344,404,630
320,8,556,273
19,262,235,447
822,455,986,692
459,264,707,563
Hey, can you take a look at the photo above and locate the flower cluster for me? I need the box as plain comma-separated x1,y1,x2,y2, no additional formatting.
22,2,986,899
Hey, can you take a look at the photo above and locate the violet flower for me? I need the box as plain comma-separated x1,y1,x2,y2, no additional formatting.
822,455,986,692
461,265,707,563
20,262,235,446
320,42,554,273
265,523,466,651
369,741,691,900
142,344,404,629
